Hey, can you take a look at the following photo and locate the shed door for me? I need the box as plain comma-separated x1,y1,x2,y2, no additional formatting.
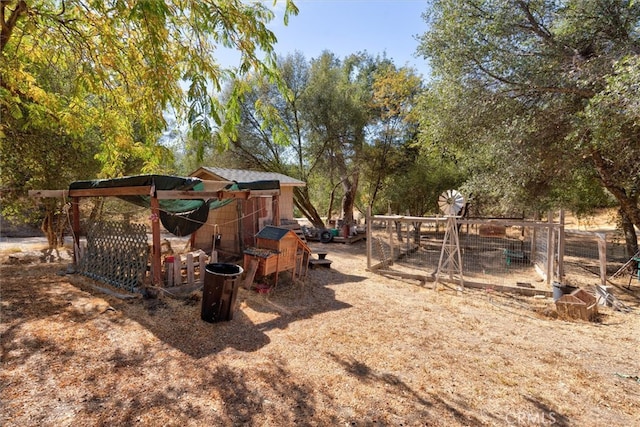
241,198,268,249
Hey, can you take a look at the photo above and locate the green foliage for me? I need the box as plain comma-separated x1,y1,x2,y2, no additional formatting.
194,51,438,225
1,0,297,226
1,0,298,174
360,63,426,213
418,0,640,228
381,149,464,216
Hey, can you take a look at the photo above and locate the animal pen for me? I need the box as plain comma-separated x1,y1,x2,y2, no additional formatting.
30,174,282,294
365,211,631,296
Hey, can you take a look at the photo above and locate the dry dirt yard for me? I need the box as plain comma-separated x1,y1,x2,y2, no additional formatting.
1,240,639,426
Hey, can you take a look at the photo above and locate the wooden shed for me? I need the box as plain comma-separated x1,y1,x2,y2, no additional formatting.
190,167,306,257
243,226,311,286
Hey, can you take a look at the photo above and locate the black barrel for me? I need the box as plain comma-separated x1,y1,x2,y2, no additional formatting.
201,263,243,322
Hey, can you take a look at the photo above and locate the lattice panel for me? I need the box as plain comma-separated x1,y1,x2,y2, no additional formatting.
80,221,149,292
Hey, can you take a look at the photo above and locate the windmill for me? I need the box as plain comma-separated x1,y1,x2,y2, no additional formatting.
435,190,465,287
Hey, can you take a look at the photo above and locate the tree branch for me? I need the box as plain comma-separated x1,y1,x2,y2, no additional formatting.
590,148,640,228
1,0,27,52
470,56,595,98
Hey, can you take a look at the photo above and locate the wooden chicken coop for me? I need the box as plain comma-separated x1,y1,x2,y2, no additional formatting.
243,226,311,287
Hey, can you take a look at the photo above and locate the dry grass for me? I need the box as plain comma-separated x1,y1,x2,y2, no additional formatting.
1,240,639,426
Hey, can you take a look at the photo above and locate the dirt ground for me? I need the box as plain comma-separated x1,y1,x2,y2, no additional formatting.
1,238,639,426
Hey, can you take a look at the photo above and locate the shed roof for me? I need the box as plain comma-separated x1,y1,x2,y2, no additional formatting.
255,226,294,241
191,167,305,187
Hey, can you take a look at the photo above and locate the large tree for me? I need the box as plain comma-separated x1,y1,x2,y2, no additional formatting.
1,0,297,242
218,51,383,228
300,52,375,228
418,0,640,254
201,52,326,227
1,0,297,177
360,63,424,214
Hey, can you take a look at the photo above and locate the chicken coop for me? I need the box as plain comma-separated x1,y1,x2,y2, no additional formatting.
243,226,311,286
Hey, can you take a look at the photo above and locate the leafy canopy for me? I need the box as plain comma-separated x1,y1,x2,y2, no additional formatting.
1,0,298,179
417,0,640,228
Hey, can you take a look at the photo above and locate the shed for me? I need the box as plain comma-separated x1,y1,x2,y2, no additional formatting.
243,226,311,286
190,167,306,256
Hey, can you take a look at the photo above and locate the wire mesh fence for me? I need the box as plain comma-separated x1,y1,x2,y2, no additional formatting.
367,214,632,293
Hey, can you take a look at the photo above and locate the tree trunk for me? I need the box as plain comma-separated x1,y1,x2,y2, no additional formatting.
40,200,66,248
0,1,27,52
293,187,325,228
326,186,337,227
620,208,639,258
395,221,403,242
88,197,104,223
591,150,640,251
341,173,358,227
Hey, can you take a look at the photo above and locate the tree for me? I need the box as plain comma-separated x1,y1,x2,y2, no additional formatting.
301,52,374,228
384,149,464,217
361,64,424,214
219,51,381,229
1,0,298,175
1,0,297,242
204,51,327,227
2,1,298,154
418,0,640,253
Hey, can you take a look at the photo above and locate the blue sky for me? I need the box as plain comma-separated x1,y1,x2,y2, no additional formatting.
220,0,431,77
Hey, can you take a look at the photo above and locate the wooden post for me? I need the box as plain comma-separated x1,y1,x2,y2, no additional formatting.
237,201,243,254
367,206,372,269
546,212,554,285
243,257,259,289
596,233,607,287
165,257,175,286
531,211,538,266
150,185,162,286
72,197,81,266
557,210,565,280
186,252,195,285
405,209,410,254
273,195,280,226
173,255,182,285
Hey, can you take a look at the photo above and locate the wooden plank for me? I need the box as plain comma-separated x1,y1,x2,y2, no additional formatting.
156,190,263,200
166,259,175,287
243,258,259,289
375,268,426,284
151,194,162,286
173,256,182,286
29,190,69,198
372,214,563,230
186,252,195,285
197,252,207,284
31,186,277,200
69,186,153,197
156,190,230,200
464,280,553,297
